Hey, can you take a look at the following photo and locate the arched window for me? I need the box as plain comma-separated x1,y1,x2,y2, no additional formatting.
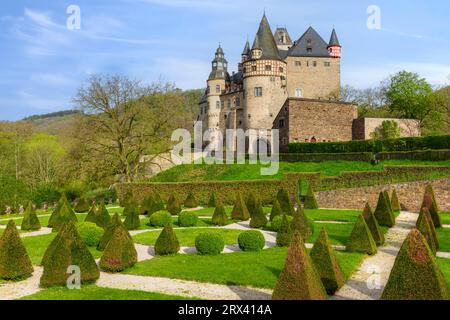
310,137,317,143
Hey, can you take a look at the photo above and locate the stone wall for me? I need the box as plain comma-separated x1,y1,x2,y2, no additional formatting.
316,178,450,212
353,118,421,140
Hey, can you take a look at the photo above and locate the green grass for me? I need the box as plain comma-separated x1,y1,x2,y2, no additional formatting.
125,247,365,289
305,209,362,222
133,228,244,247
436,258,450,292
440,212,450,225
19,284,198,300
0,213,88,226
136,217,233,230
184,206,272,217
437,228,450,252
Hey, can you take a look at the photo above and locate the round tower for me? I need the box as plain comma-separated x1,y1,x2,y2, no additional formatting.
328,28,341,58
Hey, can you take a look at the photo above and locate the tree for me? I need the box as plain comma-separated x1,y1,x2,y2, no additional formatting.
370,120,401,140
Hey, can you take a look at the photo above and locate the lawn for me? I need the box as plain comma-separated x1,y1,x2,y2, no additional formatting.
436,258,450,291
0,213,88,226
19,284,198,300
186,206,272,217
133,228,244,247
305,209,362,222
437,228,450,252
440,212,450,225
125,247,365,289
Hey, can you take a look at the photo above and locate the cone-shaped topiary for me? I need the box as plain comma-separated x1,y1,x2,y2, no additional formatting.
152,192,165,212
273,231,328,300
48,194,72,227
166,194,182,215
310,228,345,294
290,205,313,241
391,189,401,213
231,194,250,221
276,214,293,247
184,191,198,208
246,192,257,217
374,192,396,228
416,207,438,255
362,202,384,246
21,201,41,231
421,185,441,228
74,197,90,213
84,204,97,224
0,220,33,280
211,202,228,226
95,203,111,229
139,195,153,215
40,221,99,287
249,198,268,228
154,224,180,255
381,229,449,300
276,188,294,216
384,190,393,214
304,185,319,210
270,199,283,221
51,201,78,232
346,215,377,255
208,192,217,208
99,224,137,272
98,213,131,251
123,202,140,230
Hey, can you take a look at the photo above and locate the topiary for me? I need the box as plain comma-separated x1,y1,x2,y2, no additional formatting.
84,204,97,224
381,229,449,300
374,192,396,228
21,201,41,231
152,192,165,213
139,195,153,215
166,194,182,215
271,215,293,232
420,207,439,251
231,194,250,221
304,185,319,210
211,202,228,226
123,202,140,230
154,224,180,255
416,207,438,255
40,221,99,287
310,228,345,294
74,197,90,213
246,192,257,217
99,224,137,272
276,188,294,216
184,191,198,208
98,214,131,251
51,201,78,232
276,215,293,247
362,202,384,246
384,190,393,214
195,232,224,255
148,210,173,228
238,230,265,252
249,198,268,228
270,199,283,221
76,222,104,247
290,205,313,241
208,192,217,208
346,215,377,255
391,189,401,213
272,231,328,300
0,220,33,280
178,211,198,227
95,203,111,229
421,185,441,228
48,194,75,228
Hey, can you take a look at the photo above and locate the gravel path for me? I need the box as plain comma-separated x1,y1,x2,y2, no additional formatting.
0,267,43,300
331,211,418,300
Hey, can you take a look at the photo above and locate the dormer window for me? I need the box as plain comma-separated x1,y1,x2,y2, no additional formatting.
307,48,312,53
307,39,312,45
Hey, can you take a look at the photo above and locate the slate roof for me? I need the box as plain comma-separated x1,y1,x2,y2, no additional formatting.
329,28,340,46
251,14,281,60
274,27,293,45
287,26,331,58
242,41,251,56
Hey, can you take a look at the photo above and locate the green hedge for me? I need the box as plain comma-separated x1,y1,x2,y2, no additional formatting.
279,152,373,162
288,135,450,154
376,150,450,161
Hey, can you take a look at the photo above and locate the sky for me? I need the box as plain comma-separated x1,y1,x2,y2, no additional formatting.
0,0,449,120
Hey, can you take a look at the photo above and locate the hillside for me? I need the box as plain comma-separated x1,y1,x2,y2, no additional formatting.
23,110,79,136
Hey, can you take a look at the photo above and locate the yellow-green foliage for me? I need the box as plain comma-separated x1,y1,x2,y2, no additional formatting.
290,206,313,241
374,192,395,228
84,204,97,224
123,203,140,230
276,188,294,216
276,215,293,247
211,202,228,226
208,192,217,208
51,202,78,232
346,215,377,255
231,194,250,221
246,192,257,217
166,194,181,215
421,185,441,227
21,202,41,231
416,207,438,255
74,197,90,213
391,189,401,212
99,224,137,272
304,185,319,210
155,225,180,256
272,232,327,300
362,203,384,246
95,203,111,229
270,199,283,221
310,228,345,294
249,198,268,228
382,229,449,300
98,214,131,251
184,191,198,208
0,220,33,280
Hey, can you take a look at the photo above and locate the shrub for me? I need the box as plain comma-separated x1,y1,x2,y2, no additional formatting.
246,192,257,217
95,203,111,229
178,211,198,227
304,185,319,210
238,230,265,252
195,232,224,255
0,220,33,280
48,194,76,228
166,194,181,215
276,215,293,247
139,196,153,215
123,203,140,230
272,231,327,300
384,190,393,215
362,203,385,246
76,222,104,247
374,192,396,228
84,205,97,224
74,197,90,213
391,189,401,213
51,201,78,232
211,203,228,226
376,149,450,161
280,152,373,162
184,191,198,208
346,215,377,255
148,210,172,228
231,194,250,221
152,192,165,212
249,198,268,228
31,183,61,207
421,185,441,227
21,201,41,231
99,224,137,272
98,214,131,251
208,192,217,207
84,187,117,204
271,214,293,232
310,228,345,294
154,225,180,255
290,206,313,241
381,229,449,300
277,188,294,216
416,207,438,255
270,199,283,221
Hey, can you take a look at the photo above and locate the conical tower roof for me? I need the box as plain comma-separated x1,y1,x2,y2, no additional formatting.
251,14,281,60
242,40,251,56
329,28,340,47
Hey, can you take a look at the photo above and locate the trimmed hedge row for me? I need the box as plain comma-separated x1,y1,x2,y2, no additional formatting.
279,152,373,162
376,149,450,161
288,135,450,154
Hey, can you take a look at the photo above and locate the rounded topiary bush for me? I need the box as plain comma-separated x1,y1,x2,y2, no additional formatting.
195,232,225,255
238,230,265,252
148,210,172,227
76,222,104,247
178,211,198,227
271,215,293,232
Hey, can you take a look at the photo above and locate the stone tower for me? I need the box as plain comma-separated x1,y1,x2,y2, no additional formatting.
328,28,341,58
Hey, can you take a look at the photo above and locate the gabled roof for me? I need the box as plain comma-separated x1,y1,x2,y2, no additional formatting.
287,27,331,58
251,14,281,60
274,27,293,45
329,28,340,46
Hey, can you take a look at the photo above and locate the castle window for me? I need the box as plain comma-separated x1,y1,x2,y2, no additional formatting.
251,66,257,72
294,61,301,67
270,77,275,82
279,67,284,73
216,85,221,93
236,97,240,107
279,118,285,128
216,101,220,109
243,67,247,73
306,61,309,67
224,115,227,119
254,87,263,97
324,62,331,67
221,101,224,108
307,39,312,45
307,48,312,53
227,100,231,108
238,120,242,125
282,137,288,145
313,61,317,67
295,89,302,97
265,65,272,71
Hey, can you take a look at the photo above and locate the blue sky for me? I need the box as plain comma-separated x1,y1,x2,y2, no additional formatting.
0,0,449,120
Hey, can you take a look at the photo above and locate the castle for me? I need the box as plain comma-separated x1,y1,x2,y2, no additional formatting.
197,14,420,153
